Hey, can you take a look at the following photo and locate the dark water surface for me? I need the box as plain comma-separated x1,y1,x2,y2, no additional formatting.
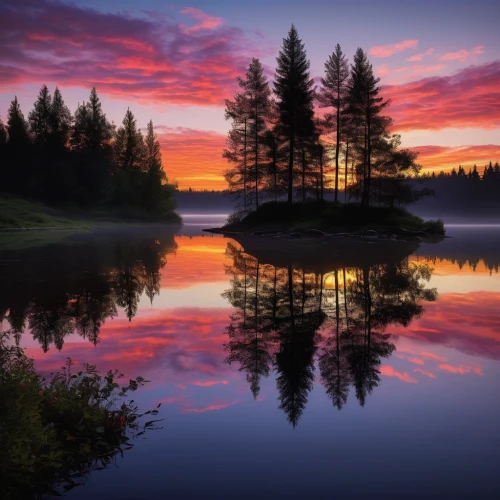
1,219,499,499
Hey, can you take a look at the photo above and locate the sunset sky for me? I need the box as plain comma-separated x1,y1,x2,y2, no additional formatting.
1,0,499,189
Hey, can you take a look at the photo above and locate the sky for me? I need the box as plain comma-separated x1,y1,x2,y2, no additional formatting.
1,0,499,190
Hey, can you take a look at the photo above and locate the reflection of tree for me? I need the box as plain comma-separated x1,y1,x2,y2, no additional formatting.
0,232,176,351
223,243,436,425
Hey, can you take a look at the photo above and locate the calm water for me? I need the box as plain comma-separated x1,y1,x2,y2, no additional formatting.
1,219,500,499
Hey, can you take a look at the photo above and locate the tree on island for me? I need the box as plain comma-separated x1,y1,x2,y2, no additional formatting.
224,58,274,212
274,25,316,204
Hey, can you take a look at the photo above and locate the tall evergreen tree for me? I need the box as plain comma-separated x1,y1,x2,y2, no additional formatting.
50,87,72,149
224,59,273,211
348,48,389,205
28,85,52,145
0,117,7,148
318,44,350,202
274,25,315,204
114,108,145,172
143,120,175,214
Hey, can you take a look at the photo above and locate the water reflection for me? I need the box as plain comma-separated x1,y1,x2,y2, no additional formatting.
0,230,177,350
223,240,436,425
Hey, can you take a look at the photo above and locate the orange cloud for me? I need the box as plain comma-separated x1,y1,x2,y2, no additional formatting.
410,145,500,174
369,39,418,58
413,369,437,378
380,365,418,383
439,46,484,62
158,127,227,190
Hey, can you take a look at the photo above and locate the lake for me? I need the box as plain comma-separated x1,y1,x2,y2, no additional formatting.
1,218,499,499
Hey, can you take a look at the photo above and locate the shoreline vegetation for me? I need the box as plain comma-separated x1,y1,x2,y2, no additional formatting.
204,201,445,241
0,87,179,226
0,194,182,230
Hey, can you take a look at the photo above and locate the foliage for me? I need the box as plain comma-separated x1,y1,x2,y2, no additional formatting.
0,333,162,499
225,200,445,235
0,86,177,221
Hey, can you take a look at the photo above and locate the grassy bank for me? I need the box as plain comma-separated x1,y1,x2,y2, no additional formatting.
0,194,182,230
221,201,445,235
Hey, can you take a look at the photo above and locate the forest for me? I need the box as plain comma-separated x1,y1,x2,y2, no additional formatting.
0,87,177,220
223,25,499,214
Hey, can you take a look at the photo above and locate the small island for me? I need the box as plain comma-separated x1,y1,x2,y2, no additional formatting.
204,200,444,244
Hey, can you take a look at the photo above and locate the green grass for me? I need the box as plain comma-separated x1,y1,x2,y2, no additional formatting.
0,194,182,230
225,201,445,235
0,194,85,229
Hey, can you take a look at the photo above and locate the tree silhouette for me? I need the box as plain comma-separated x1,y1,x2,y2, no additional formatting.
318,44,350,202
274,25,315,204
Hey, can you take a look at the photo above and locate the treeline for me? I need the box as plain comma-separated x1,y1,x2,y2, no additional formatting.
0,86,176,217
224,25,429,213
423,162,500,181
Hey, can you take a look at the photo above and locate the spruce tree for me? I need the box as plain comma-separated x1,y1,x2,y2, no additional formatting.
274,25,315,204
224,59,273,211
349,48,389,205
50,87,72,149
114,109,145,171
28,85,52,145
318,44,350,202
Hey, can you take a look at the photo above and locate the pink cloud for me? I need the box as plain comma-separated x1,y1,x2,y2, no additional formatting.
369,39,418,58
180,7,223,33
0,0,259,106
407,48,435,62
383,61,500,131
439,46,484,62
438,364,484,376
380,365,418,383
192,380,229,387
413,369,437,379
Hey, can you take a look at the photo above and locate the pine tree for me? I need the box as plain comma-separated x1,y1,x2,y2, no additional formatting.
50,87,72,149
224,59,273,211
348,48,389,205
28,85,52,145
318,44,350,202
6,97,29,149
274,25,315,204
71,88,113,152
0,117,7,148
143,120,175,213
114,109,145,171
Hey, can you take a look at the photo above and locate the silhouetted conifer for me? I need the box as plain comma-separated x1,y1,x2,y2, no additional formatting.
274,25,315,203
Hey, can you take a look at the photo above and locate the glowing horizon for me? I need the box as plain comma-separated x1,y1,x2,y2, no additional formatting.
1,0,499,190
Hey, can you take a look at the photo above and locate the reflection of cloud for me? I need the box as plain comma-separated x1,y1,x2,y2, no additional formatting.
162,235,231,289
413,368,437,379
380,365,418,384
182,400,240,413
392,292,500,361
